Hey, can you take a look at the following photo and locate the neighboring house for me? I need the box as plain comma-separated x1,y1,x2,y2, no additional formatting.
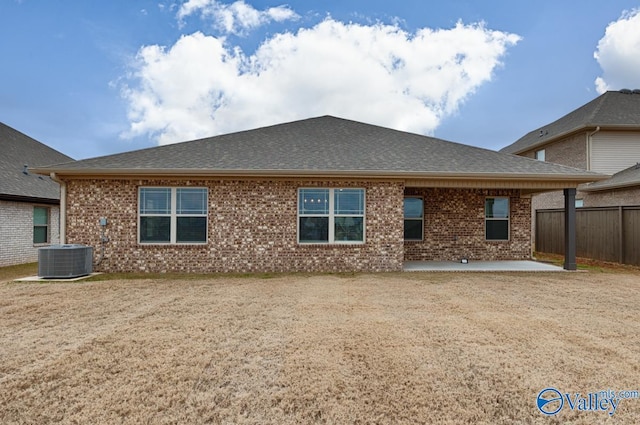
32,116,602,273
501,90,640,210
0,122,74,267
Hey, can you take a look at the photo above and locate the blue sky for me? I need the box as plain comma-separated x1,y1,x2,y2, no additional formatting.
1,0,639,160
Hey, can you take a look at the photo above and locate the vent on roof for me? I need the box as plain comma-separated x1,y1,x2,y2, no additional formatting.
38,244,93,279
22,164,29,175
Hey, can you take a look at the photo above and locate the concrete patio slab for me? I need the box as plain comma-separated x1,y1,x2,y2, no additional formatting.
403,260,565,272
14,273,102,282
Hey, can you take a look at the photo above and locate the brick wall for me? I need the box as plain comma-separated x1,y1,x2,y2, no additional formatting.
578,187,640,207
63,179,534,272
404,188,531,261
521,132,588,169
523,133,588,243
64,178,405,273
0,200,61,267
525,132,588,210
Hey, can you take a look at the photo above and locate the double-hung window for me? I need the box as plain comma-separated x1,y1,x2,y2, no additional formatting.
485,197,509,241
298,188,365,243
33,206,49,244
404,197,424,240
139,187,207,244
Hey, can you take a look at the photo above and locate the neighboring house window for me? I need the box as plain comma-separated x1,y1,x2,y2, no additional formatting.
535,149,546,161
575,199,584,208
404,197,424,241
485,197,509,241
33,207,49,244
298,188,365,243
139,187,207,244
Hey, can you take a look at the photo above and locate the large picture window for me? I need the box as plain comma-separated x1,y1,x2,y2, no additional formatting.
298,188,365,244
139,187,207,244
404,197,424,240
485,197,509,241
33,206,49,244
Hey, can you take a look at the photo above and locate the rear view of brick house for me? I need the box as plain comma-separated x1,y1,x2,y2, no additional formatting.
33,116,603,272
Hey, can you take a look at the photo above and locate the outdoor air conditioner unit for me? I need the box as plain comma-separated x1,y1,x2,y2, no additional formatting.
38,244,93,279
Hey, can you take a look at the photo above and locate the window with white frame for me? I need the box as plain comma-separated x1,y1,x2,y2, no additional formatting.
33,206,49,244
535,149,546,161
139,187,207,244
298,188,365,243
404,197,423,240
485,197,509,241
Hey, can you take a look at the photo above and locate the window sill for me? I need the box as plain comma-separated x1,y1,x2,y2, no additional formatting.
298,242,366,246
138,242,208,246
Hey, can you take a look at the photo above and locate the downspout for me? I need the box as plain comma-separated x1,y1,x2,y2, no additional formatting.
586,126,600,171
49,172,66,244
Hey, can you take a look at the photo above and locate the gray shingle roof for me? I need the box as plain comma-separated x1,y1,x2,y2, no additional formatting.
581,162,640,192
501,90,640,154
33,116,602,181
0,122,74,202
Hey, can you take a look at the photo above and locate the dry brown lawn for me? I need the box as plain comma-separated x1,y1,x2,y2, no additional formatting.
1,271,639,424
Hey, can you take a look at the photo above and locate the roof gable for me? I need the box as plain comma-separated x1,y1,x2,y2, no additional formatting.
0,122,74,201
32,116,603,183
501,90,640,154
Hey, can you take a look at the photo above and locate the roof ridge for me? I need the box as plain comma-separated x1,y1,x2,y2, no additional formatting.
586,91,610,124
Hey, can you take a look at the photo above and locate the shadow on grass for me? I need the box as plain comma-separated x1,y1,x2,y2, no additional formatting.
0,263,404,284
0,262,38,283
534,252,640,273
84,271,316,282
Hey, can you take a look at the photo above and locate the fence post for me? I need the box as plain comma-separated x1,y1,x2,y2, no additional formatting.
619,206,624,264
564,188,577,270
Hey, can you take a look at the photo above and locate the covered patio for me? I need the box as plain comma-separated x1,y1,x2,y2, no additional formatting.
403,186,583,271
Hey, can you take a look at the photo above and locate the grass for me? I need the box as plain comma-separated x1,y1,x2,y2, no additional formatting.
0,262,37,283
1,271,639,424
534,251,640,273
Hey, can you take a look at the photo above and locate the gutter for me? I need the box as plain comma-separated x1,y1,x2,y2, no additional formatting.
48,172,66,244
30,167,607,183
0,194,59,205
581,180,639,192
586,126,600,171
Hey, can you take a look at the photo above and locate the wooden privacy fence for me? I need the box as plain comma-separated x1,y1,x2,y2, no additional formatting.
536,206,640,266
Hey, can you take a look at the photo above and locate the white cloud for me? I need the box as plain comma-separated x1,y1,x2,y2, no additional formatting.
177,0,298,35
594,9,640,93
122,18,520,145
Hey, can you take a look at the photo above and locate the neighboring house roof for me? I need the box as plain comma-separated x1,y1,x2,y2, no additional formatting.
581,162,640,192
500,90,640,155
0,122,74,203
32,116,604,188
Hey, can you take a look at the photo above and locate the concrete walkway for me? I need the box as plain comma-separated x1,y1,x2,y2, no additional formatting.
404,260,565,272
